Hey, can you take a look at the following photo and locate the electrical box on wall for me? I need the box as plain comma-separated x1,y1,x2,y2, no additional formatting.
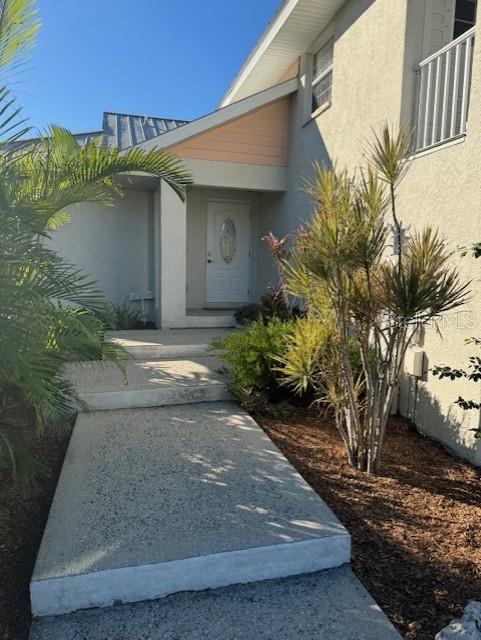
404,347,425,378
129,291,154,301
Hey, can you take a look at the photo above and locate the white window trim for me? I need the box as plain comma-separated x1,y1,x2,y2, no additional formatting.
311,64,333,114
302,27,335,124
311,62,334,90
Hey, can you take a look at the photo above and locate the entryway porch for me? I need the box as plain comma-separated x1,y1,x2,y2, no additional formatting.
156,164,286,329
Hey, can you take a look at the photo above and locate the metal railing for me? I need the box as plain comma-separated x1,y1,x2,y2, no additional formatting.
414,26,475,152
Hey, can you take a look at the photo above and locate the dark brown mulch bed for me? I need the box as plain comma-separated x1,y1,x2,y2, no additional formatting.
0,429,71,640
257,409,481,640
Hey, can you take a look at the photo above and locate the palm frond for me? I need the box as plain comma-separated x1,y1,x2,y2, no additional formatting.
367,123,412,186
0,0,39,72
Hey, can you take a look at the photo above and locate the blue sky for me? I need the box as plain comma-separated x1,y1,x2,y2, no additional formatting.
17,0,280,133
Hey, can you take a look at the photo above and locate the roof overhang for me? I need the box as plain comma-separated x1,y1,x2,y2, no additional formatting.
220,0,345,107
135,77,298,152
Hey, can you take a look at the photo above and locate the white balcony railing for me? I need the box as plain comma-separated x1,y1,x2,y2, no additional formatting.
414,26,475,153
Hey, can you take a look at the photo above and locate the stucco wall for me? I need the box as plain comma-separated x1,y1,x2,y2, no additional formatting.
258,0,410,276
49,190,155,318
397,136,481,464
261,0,481,463
395,0,481,464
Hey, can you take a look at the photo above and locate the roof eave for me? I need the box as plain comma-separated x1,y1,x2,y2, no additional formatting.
220,0,344,108
133,77,298,152
220,0,301,108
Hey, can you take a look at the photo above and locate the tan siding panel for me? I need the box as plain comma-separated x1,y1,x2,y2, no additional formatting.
167,99,289,166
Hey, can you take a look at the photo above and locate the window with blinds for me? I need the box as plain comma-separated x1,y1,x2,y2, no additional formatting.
311,37,334,113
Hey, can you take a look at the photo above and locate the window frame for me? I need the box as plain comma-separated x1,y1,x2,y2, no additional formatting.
453,0,477,38
303,29,335,124
311,36,334,114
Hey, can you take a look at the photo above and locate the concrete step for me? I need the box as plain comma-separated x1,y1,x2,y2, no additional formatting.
178,313,236,329
64,356,229,411
30,566,402,639
30,403,350,618
107,328,231,360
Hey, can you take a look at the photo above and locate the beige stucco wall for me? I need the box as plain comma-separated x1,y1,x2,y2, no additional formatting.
397,136,481,464
259,0,481,463
395,0,481,464
257,0,411,286
49,190,155,319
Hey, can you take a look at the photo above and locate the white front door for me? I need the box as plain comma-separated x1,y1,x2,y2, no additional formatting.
206,201,251,305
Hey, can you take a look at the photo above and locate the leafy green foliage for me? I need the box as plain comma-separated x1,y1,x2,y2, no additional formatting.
275,316,335,397
212,318,294,404
234,303,263,326
96,302,146,331
0,0,39,72
9,126,192,234
0,0,192,488
234,291,303,326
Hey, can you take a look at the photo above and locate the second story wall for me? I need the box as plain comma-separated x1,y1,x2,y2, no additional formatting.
256,0,410,266
295,0,409,171
394,0,481,464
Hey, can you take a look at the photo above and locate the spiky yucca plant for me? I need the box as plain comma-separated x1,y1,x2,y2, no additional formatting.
280,126,469,473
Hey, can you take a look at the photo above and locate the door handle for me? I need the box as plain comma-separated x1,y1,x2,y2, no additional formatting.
207,259,213,263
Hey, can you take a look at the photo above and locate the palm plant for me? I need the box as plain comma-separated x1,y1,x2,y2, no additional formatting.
0,0,193,488
279,126,469,473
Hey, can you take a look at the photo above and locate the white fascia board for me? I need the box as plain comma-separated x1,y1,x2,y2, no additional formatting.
220,0,301,108
134,78,298,153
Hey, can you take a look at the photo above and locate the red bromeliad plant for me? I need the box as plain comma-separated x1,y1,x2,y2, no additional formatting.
261,232,291,307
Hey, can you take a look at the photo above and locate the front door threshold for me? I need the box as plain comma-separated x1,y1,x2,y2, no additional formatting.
175,310,236,329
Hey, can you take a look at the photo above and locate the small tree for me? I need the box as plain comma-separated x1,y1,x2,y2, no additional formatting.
279,126,469,473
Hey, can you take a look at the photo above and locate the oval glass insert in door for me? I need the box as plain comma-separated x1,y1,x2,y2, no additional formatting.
219,217,236,263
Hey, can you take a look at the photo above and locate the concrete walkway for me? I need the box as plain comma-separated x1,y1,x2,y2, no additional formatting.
31,567,400,639
107,328,231,359
30,329,401,639
64,357,229,410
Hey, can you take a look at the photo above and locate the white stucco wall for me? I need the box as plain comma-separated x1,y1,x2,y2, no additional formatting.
48,190,155,318
398,135,481,463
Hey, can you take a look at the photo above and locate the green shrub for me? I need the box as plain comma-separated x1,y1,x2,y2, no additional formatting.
213,318,294,401
276,315,336,396
96,302,146,331
277,315,368,405
234,291,303,326
234,303,262,326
